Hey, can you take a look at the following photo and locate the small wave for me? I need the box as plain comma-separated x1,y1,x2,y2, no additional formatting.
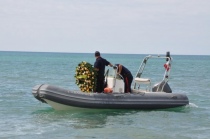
187,103,198,108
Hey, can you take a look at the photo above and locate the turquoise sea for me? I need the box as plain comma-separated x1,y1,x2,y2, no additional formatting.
0,51,210,139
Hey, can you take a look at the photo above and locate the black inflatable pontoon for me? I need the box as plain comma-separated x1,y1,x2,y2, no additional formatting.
32,84,189,110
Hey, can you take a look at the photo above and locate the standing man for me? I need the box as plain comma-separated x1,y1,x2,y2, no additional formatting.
94,51,113,92
115,64,133,93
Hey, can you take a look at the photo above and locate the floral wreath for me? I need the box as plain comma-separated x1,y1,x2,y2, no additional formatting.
75,61,97,92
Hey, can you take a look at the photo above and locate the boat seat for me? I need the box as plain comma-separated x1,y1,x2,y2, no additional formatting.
134,78,151,84
134,78,151,91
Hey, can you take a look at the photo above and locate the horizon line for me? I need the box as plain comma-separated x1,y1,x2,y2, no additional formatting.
0,50,209,56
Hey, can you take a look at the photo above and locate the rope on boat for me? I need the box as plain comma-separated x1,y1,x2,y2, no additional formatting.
35,84,46,103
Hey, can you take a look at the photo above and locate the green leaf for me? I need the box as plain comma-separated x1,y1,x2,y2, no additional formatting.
76,75,87,80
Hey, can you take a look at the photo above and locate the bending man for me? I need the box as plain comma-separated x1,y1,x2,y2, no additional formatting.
115,64,133,93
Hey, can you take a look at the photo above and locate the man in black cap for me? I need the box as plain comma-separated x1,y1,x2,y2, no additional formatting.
94,51,113,92
114,64,133,93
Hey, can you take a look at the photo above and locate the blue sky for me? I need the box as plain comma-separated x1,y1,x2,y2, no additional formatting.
0,0,209,55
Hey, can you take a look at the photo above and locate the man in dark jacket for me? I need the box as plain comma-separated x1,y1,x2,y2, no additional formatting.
115,64,133,93
94,51,113,92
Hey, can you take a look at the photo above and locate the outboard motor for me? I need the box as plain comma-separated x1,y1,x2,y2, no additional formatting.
152,81,172,93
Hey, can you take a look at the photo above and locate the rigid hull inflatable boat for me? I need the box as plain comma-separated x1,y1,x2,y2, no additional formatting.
32,84,189,110
32,52,189,110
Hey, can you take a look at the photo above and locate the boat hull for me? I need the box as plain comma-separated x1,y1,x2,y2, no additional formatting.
32,84,189,110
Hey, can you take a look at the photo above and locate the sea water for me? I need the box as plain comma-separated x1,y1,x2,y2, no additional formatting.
0,51,210,139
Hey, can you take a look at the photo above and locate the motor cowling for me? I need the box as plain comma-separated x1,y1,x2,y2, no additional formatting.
152,81,172,93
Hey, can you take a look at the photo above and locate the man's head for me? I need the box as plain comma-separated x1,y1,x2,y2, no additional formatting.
95,51,100,57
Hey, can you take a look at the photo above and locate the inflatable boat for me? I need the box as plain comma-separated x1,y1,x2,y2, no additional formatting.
32,52,189,110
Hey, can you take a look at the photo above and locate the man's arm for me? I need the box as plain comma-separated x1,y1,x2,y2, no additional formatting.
118,64,122,74
109,63,113,67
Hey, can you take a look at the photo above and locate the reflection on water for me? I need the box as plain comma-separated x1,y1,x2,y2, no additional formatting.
32,106,190,129
32,108,135,129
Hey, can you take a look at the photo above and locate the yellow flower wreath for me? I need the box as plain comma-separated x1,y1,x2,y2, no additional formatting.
75,61,97,92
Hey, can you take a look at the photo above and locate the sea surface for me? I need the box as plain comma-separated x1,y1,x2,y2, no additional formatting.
0,51,210,139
